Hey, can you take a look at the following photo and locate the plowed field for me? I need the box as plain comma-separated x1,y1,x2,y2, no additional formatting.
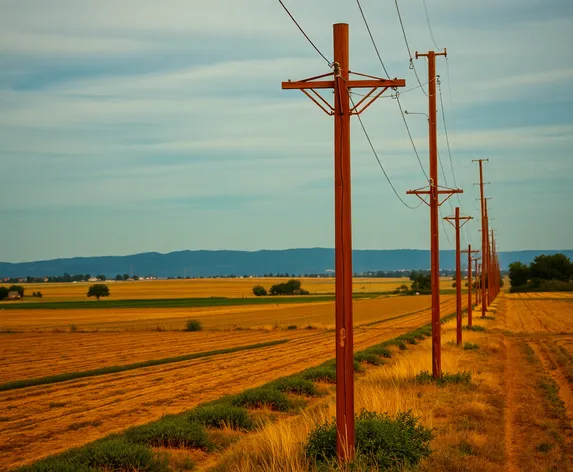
0,296,460,469
503,293,573,333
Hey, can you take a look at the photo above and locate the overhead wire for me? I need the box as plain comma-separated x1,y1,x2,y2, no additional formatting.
355,0,429,186
345,83,422,210
422,0,441,51
393,0,429,97
277,0,332,67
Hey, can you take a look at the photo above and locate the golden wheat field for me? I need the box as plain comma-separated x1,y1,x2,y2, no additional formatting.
16,276,455,302
0,294,441,331
0,296,462,469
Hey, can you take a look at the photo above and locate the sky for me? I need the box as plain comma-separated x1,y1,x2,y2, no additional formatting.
1,0,572,262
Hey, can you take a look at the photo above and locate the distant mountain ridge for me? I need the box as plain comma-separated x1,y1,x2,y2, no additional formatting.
1,248,572,279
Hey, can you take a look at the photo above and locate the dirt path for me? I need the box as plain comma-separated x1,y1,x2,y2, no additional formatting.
530,341,573,423
502,337,519,472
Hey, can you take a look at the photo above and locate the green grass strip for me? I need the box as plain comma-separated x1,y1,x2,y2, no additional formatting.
0,339,289,392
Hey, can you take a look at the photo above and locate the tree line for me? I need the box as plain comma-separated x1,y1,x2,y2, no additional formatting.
509,253,573,292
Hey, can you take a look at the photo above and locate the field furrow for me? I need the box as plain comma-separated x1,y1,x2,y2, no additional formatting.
0,297,459,469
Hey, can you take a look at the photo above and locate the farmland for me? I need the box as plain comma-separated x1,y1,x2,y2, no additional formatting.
13,276,455,302
0,286,460,469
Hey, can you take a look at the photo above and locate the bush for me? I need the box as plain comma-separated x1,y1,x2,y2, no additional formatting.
79,438,168,471
305,410,433,469
252,285,267,296
365,345,392,359
354,351,384,366
302,366,336,384
463,342,479,350
464,325,485,332
231,387,291,412
184,319,203,332
287,325,297,330
125,416,212,449
415,371,472,387
189,404,253,430
271,376,318,396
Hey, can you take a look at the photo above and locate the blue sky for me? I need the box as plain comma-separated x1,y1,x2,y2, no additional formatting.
1,0,572,262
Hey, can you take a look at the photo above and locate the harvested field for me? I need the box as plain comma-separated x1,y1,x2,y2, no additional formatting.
12,276,455,303
503,293,573,334
0,297,460,469
0,294,440,331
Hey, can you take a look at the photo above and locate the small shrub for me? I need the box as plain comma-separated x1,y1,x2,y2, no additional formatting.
125,416,212,449
397,341,407,350
272,376,318,396
184,319,203,332
302,366,336,384
464,325,485,332
304,325,317,330
366,345,392,358
463,342,480,350
189,404,253,430
354,351,384,366
457,440,476,456
536,442,553,453
80,437,168,471
305,410,433,469
415,371,472,387
286,325,297,330
69,324,78,332
252,285,267,297
231,388,291,412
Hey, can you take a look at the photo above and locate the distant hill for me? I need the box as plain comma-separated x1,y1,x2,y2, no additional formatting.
1,248,572,279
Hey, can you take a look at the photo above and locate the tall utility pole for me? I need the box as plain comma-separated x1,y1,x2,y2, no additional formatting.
444,207,472,345
462,245,479,327
476,261,481,306
407,49,461,378
490,229,496,301
282,24,405,461
484,198,491,310
472,159,489,317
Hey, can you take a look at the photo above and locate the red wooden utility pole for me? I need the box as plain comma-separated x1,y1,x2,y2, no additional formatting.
462,245,479,327
472,159,489,317
444,207,472,345
282,23,405,461
407,49,461,378
476,261,481,306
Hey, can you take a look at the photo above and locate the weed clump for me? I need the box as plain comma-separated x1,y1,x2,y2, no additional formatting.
286,325,297,330
272,376,318,396
365,345,392,358
302,366,336,384
463,342,480,350
415,371,472,387
184,319,203,332
189,404,254,431
354,351,384,366
464,325,486,332
125,415,212,449
231,387,291,412
305,410,433,469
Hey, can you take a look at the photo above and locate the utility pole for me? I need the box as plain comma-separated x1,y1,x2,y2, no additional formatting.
407,49,461,378
484,198,491,310
472,159,489,317
490,229,496,301
282,23,405,461
462,245,479,327
476,261,481,306
444,207,472,345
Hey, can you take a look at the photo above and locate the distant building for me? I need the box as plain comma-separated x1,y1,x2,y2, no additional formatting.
7,291,21,300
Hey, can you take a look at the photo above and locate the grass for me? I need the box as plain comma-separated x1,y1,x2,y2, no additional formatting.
0,339,289,392
415,370,472,387
0,295,339,311
354,351,385,366
231,387,293,412
271,376,319,396
464,325,486,332
463,342,480,350
125,415,212,449
188,404,254,431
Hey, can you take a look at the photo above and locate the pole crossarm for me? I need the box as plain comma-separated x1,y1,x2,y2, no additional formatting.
444,214,473,229
282,72,405,116
406,185,462,207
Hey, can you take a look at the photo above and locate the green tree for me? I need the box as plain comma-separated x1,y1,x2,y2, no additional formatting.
8,285,25,297
529,253,573,282
0,286,8,300
252,285,267,296
123,274,130,281
87,284,110,300
115,274,123,281
410,273,431,291
96,274,106,281
508,262,529,288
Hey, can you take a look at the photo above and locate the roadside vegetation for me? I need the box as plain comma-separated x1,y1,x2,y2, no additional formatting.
509,253,573,292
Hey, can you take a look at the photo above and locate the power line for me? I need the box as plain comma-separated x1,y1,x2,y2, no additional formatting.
393,0,429,97
355,0,390,77
346,85,421,210
422,0,441,51
277,0,332,67
354,0,429,184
